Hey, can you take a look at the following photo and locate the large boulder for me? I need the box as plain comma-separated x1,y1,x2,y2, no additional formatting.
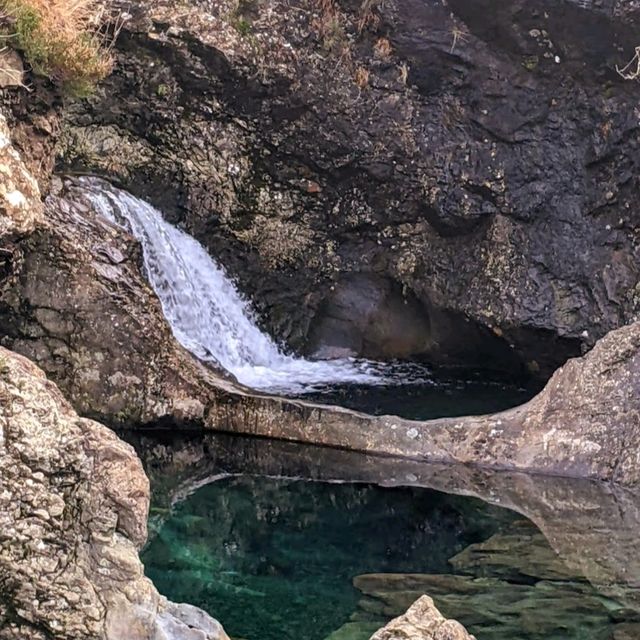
60,0,640,377
0,347,229,639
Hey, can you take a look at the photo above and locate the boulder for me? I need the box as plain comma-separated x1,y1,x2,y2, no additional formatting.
0,346,229,639
369,596,474,640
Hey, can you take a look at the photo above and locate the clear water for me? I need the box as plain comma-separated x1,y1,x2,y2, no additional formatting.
141,474,633,640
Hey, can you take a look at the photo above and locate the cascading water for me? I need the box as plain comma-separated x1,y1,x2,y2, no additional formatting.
71,177,409,394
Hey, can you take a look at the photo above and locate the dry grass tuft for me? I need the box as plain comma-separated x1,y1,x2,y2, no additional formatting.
0,0,114,94
373,36,392,58
354,65,369,89
357,0,380,33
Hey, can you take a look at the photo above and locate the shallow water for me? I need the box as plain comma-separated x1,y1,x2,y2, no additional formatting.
143,477,518,640
137,436,640,640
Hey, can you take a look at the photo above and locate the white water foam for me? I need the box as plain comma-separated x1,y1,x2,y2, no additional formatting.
72,177,424,394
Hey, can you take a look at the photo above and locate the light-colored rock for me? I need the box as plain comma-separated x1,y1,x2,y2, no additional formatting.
0,113,43,240
0,49,24,88
0,346,228,640
369,596,475,640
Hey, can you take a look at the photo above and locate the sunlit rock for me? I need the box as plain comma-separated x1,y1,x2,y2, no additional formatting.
369,596,475,640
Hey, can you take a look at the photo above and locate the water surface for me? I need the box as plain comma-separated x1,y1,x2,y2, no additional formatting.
301,373,537,420
140,460,639,640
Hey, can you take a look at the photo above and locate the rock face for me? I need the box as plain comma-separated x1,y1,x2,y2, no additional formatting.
61,0,640,377
369,596,475,640
0,34,637,489
1,171,638,485
0,113,43,240
0,347,229,639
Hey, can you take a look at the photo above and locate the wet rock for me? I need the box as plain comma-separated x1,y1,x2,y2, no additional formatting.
610,623,640,639
324,621,381,640
369,596,475,640
60,0,640,378
1,175,638,486
0,347,229,639
126,433,640,613
0,188,233,426
355,572,617,639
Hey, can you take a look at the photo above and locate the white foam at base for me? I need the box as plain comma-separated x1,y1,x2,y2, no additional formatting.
74,177,414,394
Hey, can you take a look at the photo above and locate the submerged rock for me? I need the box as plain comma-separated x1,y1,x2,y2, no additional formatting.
0,347,228,640
448,521,583,582
369,596,475,640
126,434,640,615
355,572,618,639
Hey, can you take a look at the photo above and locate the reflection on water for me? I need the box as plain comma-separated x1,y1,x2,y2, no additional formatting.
143,478,518,640
134,433,640,640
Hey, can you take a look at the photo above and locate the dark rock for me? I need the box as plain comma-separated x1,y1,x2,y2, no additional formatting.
307,273,432,360
60,0,640,379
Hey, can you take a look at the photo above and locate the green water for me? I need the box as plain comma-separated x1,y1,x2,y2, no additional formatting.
141,475,633,640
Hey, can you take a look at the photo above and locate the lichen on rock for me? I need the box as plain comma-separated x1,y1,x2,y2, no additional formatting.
0,346,228,639
59,0,640,376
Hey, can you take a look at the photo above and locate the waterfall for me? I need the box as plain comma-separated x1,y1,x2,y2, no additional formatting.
70,177,406,394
